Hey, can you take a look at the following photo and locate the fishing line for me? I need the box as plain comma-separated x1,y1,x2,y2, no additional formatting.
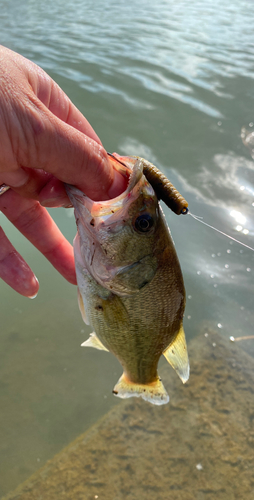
230,335,254,342
188,212,254,252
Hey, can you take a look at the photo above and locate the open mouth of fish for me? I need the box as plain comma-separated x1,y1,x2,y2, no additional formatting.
65,153,158,292
65,152,150,219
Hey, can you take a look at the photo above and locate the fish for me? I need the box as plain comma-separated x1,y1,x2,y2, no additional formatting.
66,153,189,405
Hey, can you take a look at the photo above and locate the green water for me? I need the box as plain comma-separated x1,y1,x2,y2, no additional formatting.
1,0,254,496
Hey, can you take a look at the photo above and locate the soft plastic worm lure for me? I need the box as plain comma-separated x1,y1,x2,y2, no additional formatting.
135,157,188,215
108,153,188,215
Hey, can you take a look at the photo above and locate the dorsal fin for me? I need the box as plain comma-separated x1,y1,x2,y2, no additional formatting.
163,324,189,383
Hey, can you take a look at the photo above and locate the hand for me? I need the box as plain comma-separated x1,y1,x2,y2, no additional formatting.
0,46,126,297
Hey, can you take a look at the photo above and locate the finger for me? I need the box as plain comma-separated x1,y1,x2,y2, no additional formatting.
0,48,127,200
0,226,39,297
35,73,102,144
4,100,125,201
0,46,99,144
0,169,71,207
0,190,77,285
38,177,71,207
26,109,120,201
25,78,128,199
2,164,126,207
0,169,52,200
28,116,127,200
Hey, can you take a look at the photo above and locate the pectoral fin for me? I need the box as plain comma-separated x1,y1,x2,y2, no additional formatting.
163,324,189,383
77,288,89,325
112,255,158,295
81,332,108,351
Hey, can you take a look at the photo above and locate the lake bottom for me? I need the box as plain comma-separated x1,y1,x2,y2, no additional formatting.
3,330,254,500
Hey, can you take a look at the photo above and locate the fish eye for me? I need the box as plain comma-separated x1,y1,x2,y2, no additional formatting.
134,214,154,233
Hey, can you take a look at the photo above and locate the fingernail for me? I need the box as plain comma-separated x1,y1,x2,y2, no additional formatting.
28,276,39,298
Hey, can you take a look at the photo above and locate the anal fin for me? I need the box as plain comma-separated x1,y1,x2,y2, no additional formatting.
113,373,169,406
81,332,108,351
163,323,189,384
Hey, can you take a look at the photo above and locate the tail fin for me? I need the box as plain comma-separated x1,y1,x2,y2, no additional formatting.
113,373,169,406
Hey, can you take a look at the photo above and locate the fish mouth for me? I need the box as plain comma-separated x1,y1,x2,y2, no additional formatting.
65,153,148,220
67,154,159,295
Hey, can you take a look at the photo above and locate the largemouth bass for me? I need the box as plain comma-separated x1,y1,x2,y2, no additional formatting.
66,154,189,405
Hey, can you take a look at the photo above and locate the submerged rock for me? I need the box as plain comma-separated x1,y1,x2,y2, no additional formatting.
3,331,254,500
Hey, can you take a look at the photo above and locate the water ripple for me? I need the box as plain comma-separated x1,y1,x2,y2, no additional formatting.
1,0,253,118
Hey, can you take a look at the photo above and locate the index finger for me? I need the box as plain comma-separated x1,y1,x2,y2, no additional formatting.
0,189,77,286
30,71,127,200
